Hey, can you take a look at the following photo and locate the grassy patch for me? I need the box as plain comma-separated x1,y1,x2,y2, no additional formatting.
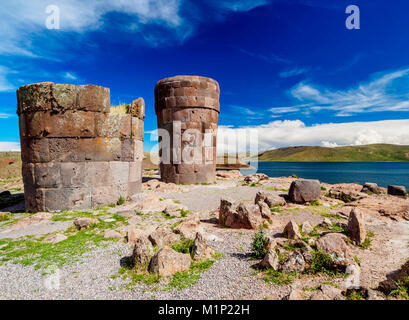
212,252,224,260
359,231,375,250
262,268,297,285
270,205,281,213
0,212,12,221
346,289,365,300
171,239,195,257
116,196,125,206
118,258,161,289
389,277,409,300
307,250,341,276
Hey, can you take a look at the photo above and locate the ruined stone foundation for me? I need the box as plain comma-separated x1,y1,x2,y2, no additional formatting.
17,82,144,212
155,75,220,184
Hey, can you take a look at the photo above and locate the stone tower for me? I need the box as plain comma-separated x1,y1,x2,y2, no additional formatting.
154,75,220,184
17,82,144,212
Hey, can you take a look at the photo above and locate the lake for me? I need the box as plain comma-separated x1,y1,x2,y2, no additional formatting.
240,162,409,188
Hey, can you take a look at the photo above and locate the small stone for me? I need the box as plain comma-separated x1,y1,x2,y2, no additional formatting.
387,185,407,197
192,232,214,260
148,226,179,247
282,220,301,239
301,221,313,234
132,236,153,266
43,234,67,243
322,218,332,227
280,252,305,273
259,202,271,220
173,216,200,239
103,230,122,239
286,289,304,300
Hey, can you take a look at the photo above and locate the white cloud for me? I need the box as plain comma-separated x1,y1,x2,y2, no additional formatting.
0,113,15,119
0,142,20,152
217,119,409,152
288,67,409,116
0,66,15,92
279,67,309,78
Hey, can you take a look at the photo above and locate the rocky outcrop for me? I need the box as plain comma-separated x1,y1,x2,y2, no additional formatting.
219,198,263,229
148,246,191,277
347,208,367,245
244,173,269,185
255,191,286,208
327,183,367,203
74,217,98,230
316,233,352,267
148,226,179,247
173,216,201,239
259,251,279,270
361,182,381,194
289,179,321,203
132,236,154,266
192,232,214,260
282,220,302,239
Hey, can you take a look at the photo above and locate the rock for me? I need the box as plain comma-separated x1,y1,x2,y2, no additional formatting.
142,179,184,193
282,220,301,239
366,289,381,300
327,183,366,202
127,228,145,245
103,230,122,239
3,212,52,231
244,173,269,184
263,236,277,251
286,289,304,300
259,202,271,220
134,193,186,214
378,260,409,294
148,226,179,246
173,216,200,239
289,179,321,204
219,198,263,229
301,246,314,265
320,284,344,300
347,208,366,245
43,233,67,243
301,221,313,234
321,218,332,227
259,250,279,270
216,170,241,179
192,232,214,260
148,246,191,277
316,233,352,267
361,182,381,194
0,190,11,197
132,236,154,266
236,203,263,229
387,185,407,197
74,217,98,230
255,191,286,207
280,252,305,273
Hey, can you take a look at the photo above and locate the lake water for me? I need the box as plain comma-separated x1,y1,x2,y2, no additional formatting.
240,162,409,188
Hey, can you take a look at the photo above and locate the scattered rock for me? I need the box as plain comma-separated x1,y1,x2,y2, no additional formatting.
127,228,146,245
259,250,279,270
258,202,271,220
74,217,98,230
286,289,304,300
255,191,286,208
219,198,263,229
387,185,407,197
347,208,366,245
282,220,301,239
103,230,122,239
132,236,154,266
192,232,214,260
148,246,191,277
321,217,332,227
327,183,366,202
3,212,52,231
289,179,321,204
142,179,184,193
149,226,180,247
378,260,409,294
173,216,201,239
361,182,381,194
301,221,313,234
216,170,241,179
316,233,352,267
280,252,305,273
244,173,269,184
43,233,67,243
320,284,344,300
263,236,277,252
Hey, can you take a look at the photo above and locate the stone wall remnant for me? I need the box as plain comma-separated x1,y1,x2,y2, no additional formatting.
17,82,145,212
154,75,220,184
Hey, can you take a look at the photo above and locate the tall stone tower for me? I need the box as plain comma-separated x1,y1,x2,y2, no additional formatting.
154,75,220,184
17,82,144,212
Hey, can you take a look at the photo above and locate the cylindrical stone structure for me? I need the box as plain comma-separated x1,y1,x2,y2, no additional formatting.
154,75,220,184
17,82,145,212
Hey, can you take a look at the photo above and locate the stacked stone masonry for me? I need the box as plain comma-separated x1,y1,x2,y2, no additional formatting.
17,82,144,212
155,75,220,184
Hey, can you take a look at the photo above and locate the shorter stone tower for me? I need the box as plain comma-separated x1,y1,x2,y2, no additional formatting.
17,82,144,212
155,75,220,184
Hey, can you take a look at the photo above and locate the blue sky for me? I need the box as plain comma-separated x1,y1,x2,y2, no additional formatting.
1,0,409,152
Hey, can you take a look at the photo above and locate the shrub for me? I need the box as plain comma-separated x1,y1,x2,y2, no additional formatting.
291,174,298,178
308,250,337,275
171,239,195,256
251,228,268,259
116,196,125,206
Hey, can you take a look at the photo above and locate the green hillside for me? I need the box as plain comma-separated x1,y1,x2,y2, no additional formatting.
258,144,409,162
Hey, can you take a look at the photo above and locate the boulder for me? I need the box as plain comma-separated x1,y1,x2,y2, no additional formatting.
103,230,122,239
216,170,241,179
280,252,306,273
301,221,313,235
173,216,200,239
361,182,381,194
347,208,366,245
148,246,191,277
132,236,154,266
244,173,269,184
286,289,304,300
127,228,145,245
219,197,235,226
192,232,214,260
263,236,277,252
258,202,271,220
236,203,263,229
3,212,52,231
316,233,352,267
148,226,179,247
378,260,409,294
289,179,321,204
259,250,279,270
255,191,286,207
387,185,407,197
282,220,301,239
74,217,98,230
43,233,67,243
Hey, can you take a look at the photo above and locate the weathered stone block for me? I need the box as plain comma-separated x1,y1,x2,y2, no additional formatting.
46,111,95,138
109,161,129,185
21,138,50,163
95,113,131,138
129,98,145,119
76,85,110,112
17,82,53,115
43,187,92,211
131,117,144,141
51,84,77,112
60,162,86,187
129,161,142,182
91,185,120,207
33,162,61,188
84,162,112,186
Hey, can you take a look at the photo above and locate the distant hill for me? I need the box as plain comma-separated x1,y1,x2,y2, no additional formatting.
257,144,409,162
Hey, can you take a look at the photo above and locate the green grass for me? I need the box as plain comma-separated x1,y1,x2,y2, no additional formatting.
359,231,375,250
307,250,340,276
346,289,365,300
389,277,409,300
258,144,409,162
0,212,11,221
251,228,268,259
262,269,297,285
118,258,161,289
116,196,125,206
171,239,195,257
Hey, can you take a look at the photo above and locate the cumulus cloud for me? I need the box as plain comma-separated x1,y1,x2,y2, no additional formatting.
0,142,20,152
217,119,409,152
287,68,409,116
